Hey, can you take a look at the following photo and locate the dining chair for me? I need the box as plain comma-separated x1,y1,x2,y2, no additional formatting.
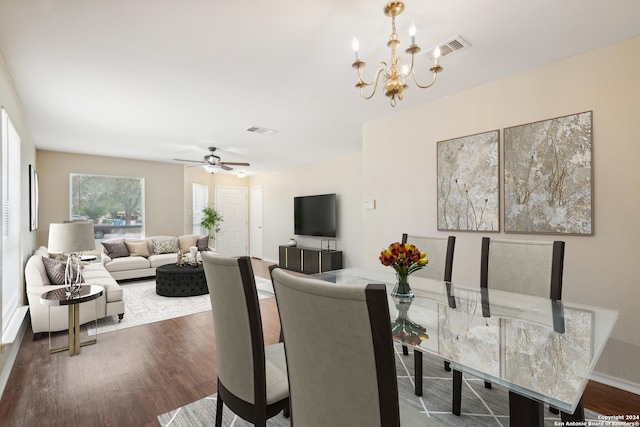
201,253,290,427
451,237,572,419
270,267,431,427
400,233,456,397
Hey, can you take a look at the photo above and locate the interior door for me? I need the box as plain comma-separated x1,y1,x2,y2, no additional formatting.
250,186,263,259
215,186,248,257
192,183,208,235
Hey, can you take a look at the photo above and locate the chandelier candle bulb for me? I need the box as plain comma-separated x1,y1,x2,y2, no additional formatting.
409,22,416,45
352,38,359,58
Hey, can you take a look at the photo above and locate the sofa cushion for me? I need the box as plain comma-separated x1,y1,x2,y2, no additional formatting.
152,238,177,254
196,235,210,251
178,235,198,252
41,256,83,285
103,256,150,273
126,240,150,257
102,239,130,259
148,253,179,268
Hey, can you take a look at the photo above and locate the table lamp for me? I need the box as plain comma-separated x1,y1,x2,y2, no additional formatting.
47,222,95,295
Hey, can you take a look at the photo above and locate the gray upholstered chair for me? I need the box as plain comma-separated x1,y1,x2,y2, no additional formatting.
201,253,289,427
270,267,431,427
451,238,577,421
400,234,455,396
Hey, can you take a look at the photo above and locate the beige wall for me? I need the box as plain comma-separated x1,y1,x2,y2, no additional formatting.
362,36,640,385
250,152,363,267
36,151,186,245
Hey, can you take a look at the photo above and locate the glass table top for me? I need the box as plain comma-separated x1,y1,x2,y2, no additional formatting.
313,268,618,414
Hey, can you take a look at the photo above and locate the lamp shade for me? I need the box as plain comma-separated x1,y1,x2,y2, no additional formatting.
47,222,95,253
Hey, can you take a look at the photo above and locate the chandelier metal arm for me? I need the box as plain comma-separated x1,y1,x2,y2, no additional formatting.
356,63,387,100
411,68,439,89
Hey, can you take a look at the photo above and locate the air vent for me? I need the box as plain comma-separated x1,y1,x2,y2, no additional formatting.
427,35,470,58
246,126,278,136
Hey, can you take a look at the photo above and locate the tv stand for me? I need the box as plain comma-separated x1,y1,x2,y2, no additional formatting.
278,245,343,274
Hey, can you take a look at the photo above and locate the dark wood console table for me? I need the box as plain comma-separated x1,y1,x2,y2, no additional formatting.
278,245,342,274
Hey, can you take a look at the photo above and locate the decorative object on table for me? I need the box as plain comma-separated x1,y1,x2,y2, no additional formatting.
351,1,464,107
437,130,500,232
287,238,297,247
200,205,223,243
379,242,428,302
189,245,198,261
503,111,593,235
47,222,96,296
392,300,429,346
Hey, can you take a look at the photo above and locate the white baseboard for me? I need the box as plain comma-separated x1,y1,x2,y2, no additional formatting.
591,371,640,396
262,257,278,265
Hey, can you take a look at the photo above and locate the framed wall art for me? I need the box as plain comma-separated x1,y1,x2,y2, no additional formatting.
437,130,500,232
29,164,39,231
503,111,592,235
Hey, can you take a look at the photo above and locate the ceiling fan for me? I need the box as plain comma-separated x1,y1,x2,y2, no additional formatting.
173,147,250,171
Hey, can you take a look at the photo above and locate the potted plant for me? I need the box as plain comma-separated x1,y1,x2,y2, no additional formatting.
200,205,223,242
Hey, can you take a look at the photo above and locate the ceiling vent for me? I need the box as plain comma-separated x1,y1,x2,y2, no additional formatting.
427,35,470,58
246,126,278,136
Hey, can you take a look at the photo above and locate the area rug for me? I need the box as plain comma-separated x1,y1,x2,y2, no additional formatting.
158,344,602,427
87,276,275,335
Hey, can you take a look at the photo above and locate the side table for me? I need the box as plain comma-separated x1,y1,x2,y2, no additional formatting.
40,285,104,356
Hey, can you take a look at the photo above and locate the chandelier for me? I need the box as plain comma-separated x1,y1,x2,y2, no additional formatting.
351,1,442,107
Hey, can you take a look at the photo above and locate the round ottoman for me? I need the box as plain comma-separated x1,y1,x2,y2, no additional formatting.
155,263,208,297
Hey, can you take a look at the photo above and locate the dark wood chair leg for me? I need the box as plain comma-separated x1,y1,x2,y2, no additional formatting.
444,360,451,371
452,369,462,416
508,391,543,427
283,402,290,418
215,394,224,427
414,351,423,396
549,406,560,414
484,381,492,389
118,313,124,320
402,344,409,355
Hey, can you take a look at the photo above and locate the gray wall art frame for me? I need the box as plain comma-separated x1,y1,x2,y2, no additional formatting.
29,164,39,231
503,111,593,235
437,130,500,232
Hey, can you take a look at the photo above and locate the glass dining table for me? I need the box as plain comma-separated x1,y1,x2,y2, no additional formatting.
313,268,619,427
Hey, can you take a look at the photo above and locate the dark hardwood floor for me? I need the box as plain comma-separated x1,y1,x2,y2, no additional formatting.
0,259,637,426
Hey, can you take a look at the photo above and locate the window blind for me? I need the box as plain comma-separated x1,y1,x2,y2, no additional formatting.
1,108,21,334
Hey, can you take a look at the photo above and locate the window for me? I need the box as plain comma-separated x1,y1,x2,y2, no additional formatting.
70,174,145,245
1,108,21,335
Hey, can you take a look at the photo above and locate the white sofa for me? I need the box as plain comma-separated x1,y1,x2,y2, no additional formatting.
101,235,211,281
25,246,125,334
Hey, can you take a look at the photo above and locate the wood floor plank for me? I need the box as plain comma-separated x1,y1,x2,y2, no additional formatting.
0,259,636,426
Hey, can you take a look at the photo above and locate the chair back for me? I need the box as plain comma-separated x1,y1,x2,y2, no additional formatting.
271,268,400,427
402,234,455,281
201,252,266,406
481,237,565,300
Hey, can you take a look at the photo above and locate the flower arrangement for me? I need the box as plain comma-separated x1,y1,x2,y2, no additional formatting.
379,242,428,278
379,242,428,299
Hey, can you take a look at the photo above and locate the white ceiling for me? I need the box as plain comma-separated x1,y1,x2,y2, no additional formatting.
1,0,639,175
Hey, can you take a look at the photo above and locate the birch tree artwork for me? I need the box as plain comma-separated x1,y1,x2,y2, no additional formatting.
437,130,499,231
504,111,592,234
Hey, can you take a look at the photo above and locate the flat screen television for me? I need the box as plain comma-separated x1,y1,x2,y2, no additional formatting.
294,193,337,238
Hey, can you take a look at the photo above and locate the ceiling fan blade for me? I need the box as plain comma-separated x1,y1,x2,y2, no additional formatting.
173,158,205,163
220,162,250,167
220,164,233,171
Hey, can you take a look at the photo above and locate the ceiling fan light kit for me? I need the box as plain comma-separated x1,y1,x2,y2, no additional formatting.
173,147,251,173
352,1,444,107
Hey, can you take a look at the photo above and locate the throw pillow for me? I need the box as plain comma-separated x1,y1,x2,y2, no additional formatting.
153,238,177,254
102,239,130,259
41,256,83,285
196,235,210,251
125,240,150,258
178,235,198,253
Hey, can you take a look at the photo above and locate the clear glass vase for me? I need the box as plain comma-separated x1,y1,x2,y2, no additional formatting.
391,272,414,302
